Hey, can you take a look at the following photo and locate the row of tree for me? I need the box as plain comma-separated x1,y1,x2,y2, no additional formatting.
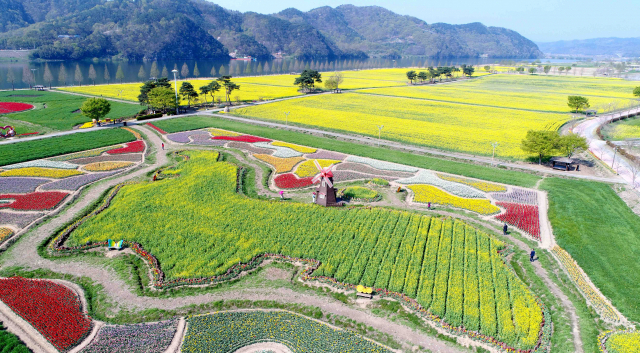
521,131,589,164
406,65,475,84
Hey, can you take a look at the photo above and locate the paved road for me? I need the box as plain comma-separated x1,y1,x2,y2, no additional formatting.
573,106,640,191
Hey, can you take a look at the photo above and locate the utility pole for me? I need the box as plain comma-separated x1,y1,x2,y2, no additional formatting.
491,142,499,166
611,146,619,172
376,125,384,147
172,69,179,115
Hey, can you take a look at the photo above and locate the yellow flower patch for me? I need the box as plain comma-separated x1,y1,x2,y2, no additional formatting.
79,122,94,129
122,127,142,140
607,331,640,353
295,159,340,178
0,228,14,244
271,141,317,154
206,128,241,137
436,173,507,192
253,154,305,173
0,168,82,178
408,184,499,215
83,162,134,172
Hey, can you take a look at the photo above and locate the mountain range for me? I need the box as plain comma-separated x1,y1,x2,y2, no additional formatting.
0,0,543,61
537,37,640,57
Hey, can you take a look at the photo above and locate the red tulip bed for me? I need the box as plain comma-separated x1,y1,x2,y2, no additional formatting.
274,173,316,189
107,140,145,154
146,123,167,134
0,102,34,114
212,135,272,143
0,277,92,351
0,191,69,210
496,202,540,239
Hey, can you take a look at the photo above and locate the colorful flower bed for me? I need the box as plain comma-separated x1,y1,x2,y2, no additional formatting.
226,142,273,155
122,127,142,140
212,135,271,143
3,160,79,170
253,142,303,158
271,141,317,153
146,123,167,134
79,122,94,129
0,191,68,210
0,177,50,194
0,227,14,245
397,171,486,198
190,138,228,146
40,172,120,192
336,162,414,177
332,170,398,183
206,128,241,137
274,173,315,189
0,167,82,179
295,159,340,178
83,161,134,172
495,202,540,239
0,211,43,228
253,154,305,173
166,131,210,144
552,246,621,322
408,184,499,215
71,154,142,165
0,277,92,351
106,141,145,154
82,320,178,353
343,156,419,172
50,147,115,162
0,102,33,114
436,174,507,193
492,188,538,205
603,330,640,353
181,311,392,353
305,150,347,160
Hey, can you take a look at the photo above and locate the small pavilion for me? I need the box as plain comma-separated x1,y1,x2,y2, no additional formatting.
585,109,597,117
550,157,575,171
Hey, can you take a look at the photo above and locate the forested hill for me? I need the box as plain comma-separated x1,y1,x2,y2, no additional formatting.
537,37,640,57
0,0,542,61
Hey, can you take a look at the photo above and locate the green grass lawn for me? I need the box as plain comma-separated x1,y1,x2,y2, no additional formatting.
0,128,136,166
153,115,541,188
0,90,141,131
0,323,30,353
541,178,640,322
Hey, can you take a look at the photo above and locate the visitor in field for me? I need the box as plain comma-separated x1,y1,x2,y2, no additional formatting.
503,223,508,235
279,191,285,200
530,249,536,262
312,192,316,203
162,143,164,150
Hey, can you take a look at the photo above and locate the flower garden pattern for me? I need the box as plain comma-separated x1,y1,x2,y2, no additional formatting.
106,141,145,154
0,177,50,194
603,330,640,353
0,191,68,210
212,135,271,143
253,154,304,173
436,174,507,192
50,147,116,162
0,167,83,178
0,102,33,114
271,141,316,153
274,173,315,189
146,123,167,135
57,151,546,351
397,171,486,198
0,277,92,351
83,161,134,172
0,227,14,245
3,160,79,170
408,184,500,215
495,202,541,239
344,156,418,172
491,188,538,205
206,128,241,137
82,320,178,353
253,142,303,158
294,159,340,178
182,311,392,353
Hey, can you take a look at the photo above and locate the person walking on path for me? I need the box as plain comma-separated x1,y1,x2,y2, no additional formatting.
312,192,316,203
530,249,536,262
279,191,285,200
503,223,508,235
161,143,164,150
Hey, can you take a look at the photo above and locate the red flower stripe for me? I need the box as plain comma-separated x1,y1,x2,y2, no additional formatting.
495,202,540,239
106,140,145,154
0,191,68,210
0,277,92,351
18,132,39,136
212,135,272,143
0,102,34,114
146,123,167,134
274,173,316,189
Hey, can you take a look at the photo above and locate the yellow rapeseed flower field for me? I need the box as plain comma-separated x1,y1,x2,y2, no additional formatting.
233,92,569,159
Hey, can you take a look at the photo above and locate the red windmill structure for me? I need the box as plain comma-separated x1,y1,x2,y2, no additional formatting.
312,160,338,207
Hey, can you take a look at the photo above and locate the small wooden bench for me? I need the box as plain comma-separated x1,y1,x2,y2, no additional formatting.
356,292,373,299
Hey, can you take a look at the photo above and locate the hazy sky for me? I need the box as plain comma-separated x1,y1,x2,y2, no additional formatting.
208,0,639,42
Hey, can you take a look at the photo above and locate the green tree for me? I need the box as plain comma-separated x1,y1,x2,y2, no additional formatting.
528,67,536,74
138,78,172,105
565,66,572,74
179,82,198,107
206,81,221,103
244,61,252,74
406,70,417,84
43,63,53,88
81,98,111,121
521,130,559,164
58,63,67,86
181,62,189,78
193,63,200,78
199,84,211,106
557,133,588,157
294,70,322,92
633,86,640,98
219,65,227,76
6,68,15,91
484,65,491,72
116,64,124,83
324,72,344,92
543,65,551,74
88,64,97,85
104,64,111,84
461,64,474,77
161,65,169,79
137,65,146,81
217,76,240,104
567,96,590,113
148,87,177,112
417,71,428,83
150,61,160,78
74,64,83,86
210,65,217,77
256,63,263,75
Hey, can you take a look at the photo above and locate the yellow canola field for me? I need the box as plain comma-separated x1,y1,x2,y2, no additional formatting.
360,74,639,114
606,120,640,140
233,93,569,159
234,73,406,90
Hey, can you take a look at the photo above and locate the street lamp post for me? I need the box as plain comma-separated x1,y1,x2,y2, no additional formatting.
611,146,619,172
376,125,384,147
491,142,499,166
171,69,179,115
285,111,290,126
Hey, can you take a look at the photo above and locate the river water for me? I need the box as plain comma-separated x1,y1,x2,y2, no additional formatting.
0,57,554,90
